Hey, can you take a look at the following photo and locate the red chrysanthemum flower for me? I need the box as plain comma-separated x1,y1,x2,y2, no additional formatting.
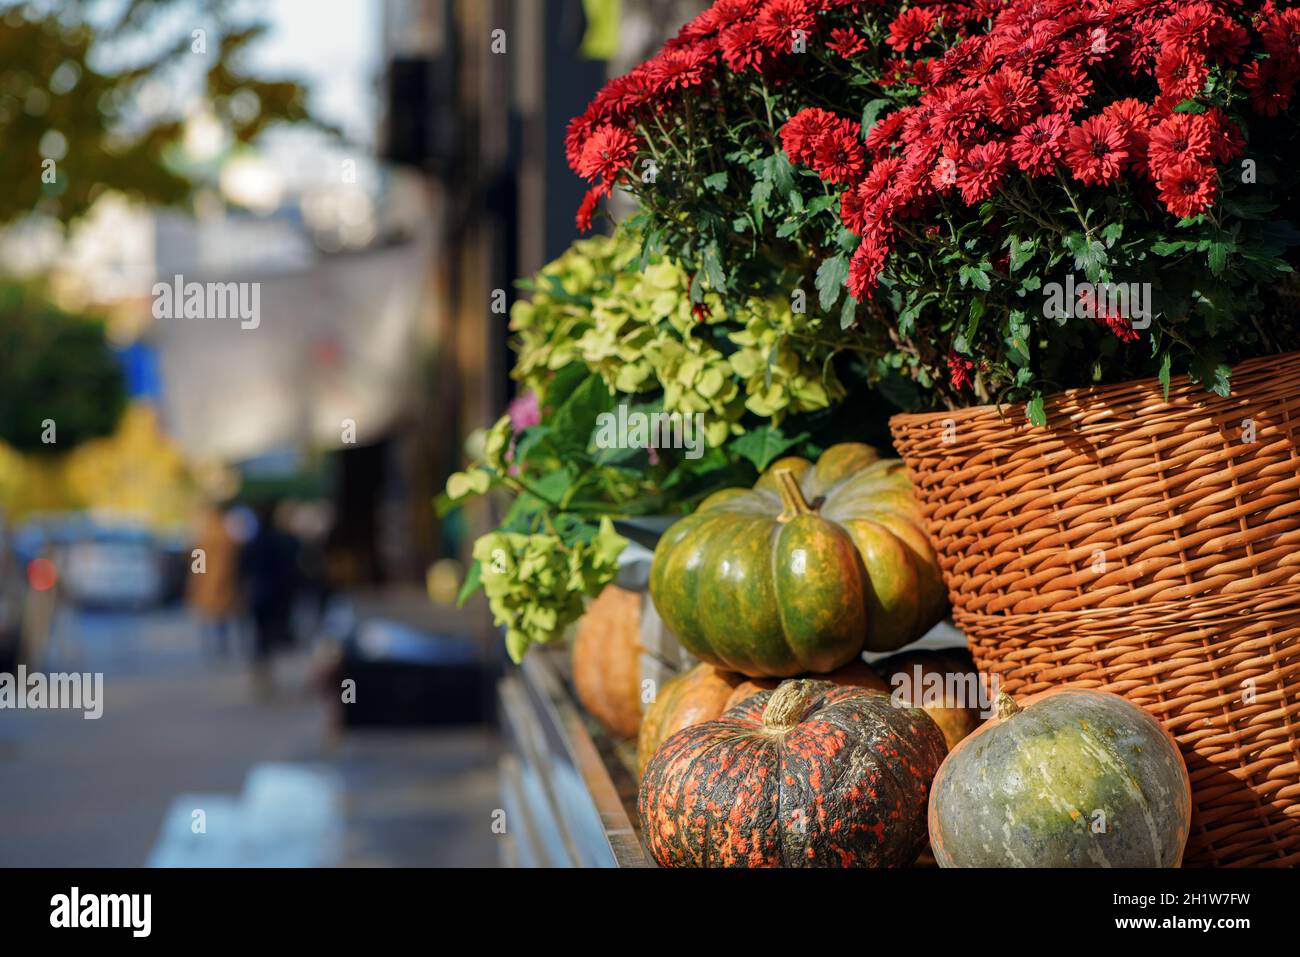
948,352,975,391
930,145,961,192
957,140,1011,204
686,0,761,38
754,0,816,54
589,69,653,125
1156,3,1216,51
1010,113,1069,176
928,87,984,143
780,108,839,166
1203,107,1246,164
866,109,908,153
575,186,605,232
1065,114,1128,185
1156,159,1217,218
1101,98,1152,143
1242,58,1296,116
575,124,639,187
1155,46,1208,101
719,21,767,72
565,113,597,172
982,68,1040,128
812,122,867,184
1041,65,1094,114
847,233,891,299
839,184,869,235
1146,113,1212,177
827,27,867,58
1076,286,1142,342
841,157,904,234
644,44,714,94
1260,7,1300,64
1096,311,1142,343
887,7,937,53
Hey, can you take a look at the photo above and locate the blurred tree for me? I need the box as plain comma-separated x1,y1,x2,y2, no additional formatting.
0,283,126,452
0,0,316,227
0,0,320,460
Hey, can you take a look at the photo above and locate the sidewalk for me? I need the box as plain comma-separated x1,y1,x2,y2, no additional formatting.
0,606,501,867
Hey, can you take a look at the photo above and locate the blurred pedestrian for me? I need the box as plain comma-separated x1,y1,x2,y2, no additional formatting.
239,501,300,694
187,504,240,657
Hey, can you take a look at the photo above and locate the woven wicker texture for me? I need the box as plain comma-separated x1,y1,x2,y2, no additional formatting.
891,351,1300,866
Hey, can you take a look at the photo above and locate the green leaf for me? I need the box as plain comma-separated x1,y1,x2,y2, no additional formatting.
703,171,728,191
729,425,806,471
861,98,893,137
1157,350,1172,401
446,468,491,500
839,292,858,330
548,374,615,453
456,558,482,606
751,174,773,220
1009,234,1035,272
701,241,726,292
1066,233,1108,280
512,425,550,465
807,194,838,216
770,150,795,196
958,263,992,291
1207,239,1231,276
815,252,850,312
1026,394,1047,427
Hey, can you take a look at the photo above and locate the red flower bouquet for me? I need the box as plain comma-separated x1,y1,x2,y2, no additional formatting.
569,0,1300,415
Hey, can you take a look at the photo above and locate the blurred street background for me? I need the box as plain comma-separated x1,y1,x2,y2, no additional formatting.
0,0,695,867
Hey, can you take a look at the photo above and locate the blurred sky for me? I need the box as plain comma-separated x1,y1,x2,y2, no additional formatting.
244,0,382,148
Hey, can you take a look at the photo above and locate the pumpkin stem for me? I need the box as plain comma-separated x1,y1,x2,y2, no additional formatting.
773,468,813,522
762,679,817,732
996,692,1022,720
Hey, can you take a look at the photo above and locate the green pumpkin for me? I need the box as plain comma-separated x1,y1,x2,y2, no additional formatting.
649,443,947,678
928,689,1192,868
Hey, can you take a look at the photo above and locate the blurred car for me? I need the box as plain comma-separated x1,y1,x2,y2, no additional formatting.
60,527,165,610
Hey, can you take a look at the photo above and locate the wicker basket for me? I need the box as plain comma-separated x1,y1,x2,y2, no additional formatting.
890,351,1300,867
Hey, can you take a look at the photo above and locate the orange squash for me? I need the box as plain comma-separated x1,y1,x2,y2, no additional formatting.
873,647,983,751
571,585,644,739
636,662,745,778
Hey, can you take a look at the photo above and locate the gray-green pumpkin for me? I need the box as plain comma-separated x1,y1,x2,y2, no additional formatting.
648,443,947,678
928,689,1192,867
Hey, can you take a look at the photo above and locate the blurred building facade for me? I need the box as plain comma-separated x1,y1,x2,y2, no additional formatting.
374,0,697,571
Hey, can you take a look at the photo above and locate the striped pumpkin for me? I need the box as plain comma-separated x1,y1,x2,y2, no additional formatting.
649,443,946,678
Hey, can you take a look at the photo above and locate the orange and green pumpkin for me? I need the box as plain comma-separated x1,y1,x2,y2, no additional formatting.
635,658,889,778
649,443,946,677
638,679,948,867
928,689,1192,868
